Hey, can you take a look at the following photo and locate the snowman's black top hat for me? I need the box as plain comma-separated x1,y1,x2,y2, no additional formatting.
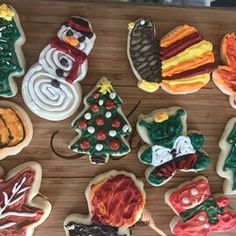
63,17,94,39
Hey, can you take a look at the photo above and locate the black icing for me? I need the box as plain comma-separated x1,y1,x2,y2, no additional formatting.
60,58,69,67
51,79,60,88
66,222,124,236
56,68,64,77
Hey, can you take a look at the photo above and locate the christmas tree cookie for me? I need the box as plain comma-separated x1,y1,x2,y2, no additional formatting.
22,16,96,121
165,176,236,236
0,162,52,236
137,107,210,186
0,4,25,97
64,170,146,236
217,118,236,195
127,20,214,94
69,77,132,164
0,100,33,160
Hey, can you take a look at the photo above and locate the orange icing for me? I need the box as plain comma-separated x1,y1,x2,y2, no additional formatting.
0,107,25,147
161,25,197,48
162,52,214,77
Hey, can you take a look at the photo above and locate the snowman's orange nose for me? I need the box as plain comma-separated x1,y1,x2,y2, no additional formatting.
64,36,80,47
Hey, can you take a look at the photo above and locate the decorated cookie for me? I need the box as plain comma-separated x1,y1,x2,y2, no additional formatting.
0,162,52,235
213,33,236,109
217,118,236,195
22,16,96,121
0,4,25,97
0,100,33,160
127,20,214,94
137,107,210,186
69,77,132,164
165,176,236,236
64,170,146,236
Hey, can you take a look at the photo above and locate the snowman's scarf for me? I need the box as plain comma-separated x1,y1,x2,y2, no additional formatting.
50,37,87,84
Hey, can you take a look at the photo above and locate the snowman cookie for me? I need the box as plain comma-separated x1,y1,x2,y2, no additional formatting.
217,118,236,195
0,162,52,236
165,176,236,236
22,16,96,121
137,107,210,186
64,170,146,236
0,100,33,160
0,3,25,97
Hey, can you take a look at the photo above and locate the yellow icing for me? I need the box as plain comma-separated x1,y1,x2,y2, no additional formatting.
128,22,135,30
0,4,14,21
137,80,160,93
162,40,213,70
97,78,113,94
154,112,169,123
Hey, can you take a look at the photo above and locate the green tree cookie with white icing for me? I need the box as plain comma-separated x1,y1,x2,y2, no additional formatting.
137,107,210,186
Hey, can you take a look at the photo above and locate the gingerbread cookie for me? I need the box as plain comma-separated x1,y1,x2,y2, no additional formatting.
127,20,214,94
165,176,236,236
0,4,25,97
69,77,132,164
137,107,210,186
0,162,52,235
22,16,96,121
217,118,236,195
0,101,33,160
64,170,146,236
213,33,236,109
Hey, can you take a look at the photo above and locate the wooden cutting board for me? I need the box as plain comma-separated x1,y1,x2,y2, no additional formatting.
2,0,236,235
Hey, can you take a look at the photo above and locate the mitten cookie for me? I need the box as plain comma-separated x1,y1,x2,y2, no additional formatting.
64,170,146,236
137,107,210,186
127,20,214,94
69,77,132,165
0,162,52,235
22,16,96,121
0,3,25,97
0,101,33,160
165,176,236,236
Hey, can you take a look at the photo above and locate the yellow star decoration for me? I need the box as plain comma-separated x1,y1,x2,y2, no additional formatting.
97,78,113,94
0,4,14,21
154,112,169,123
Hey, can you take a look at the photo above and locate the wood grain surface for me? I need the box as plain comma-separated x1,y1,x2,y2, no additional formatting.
2,0,236,235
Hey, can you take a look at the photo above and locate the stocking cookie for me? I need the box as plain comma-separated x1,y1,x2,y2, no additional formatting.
137,107,210,186
127,20,214,94
22,16,96,121
69,77,132,164
213,33,236,109
64,170,146,236
0,162,52,235
0,101,33,160
0,4,25,97
165,176,236,236
217,118,236,195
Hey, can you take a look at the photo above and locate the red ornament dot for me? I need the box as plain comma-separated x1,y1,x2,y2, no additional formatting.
112,118,121,128
96,130,107,141
105,99,115,110
77,119,88,129
80,139,91,150
93,91,100,99
95,116,105,126
109,139,120,151
91,104,100,113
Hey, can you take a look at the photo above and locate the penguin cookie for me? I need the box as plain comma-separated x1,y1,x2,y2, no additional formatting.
22,17,96,121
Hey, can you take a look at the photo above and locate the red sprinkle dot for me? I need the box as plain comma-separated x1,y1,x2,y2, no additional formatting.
112,118,121,128
105,99,115,110
109,139,120,151
80,139,91,150
96,130,107,141
95,116,105,126
77,119,88,129
91,104,100,113
93,91,100,99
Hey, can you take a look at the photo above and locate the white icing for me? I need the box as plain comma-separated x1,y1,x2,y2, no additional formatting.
204,223,209,229
84,112,92,120
199,215,205,221
151,135,196,167
182,197,190,204
191,188,198,196
109,92,116,99
122,125,130,133
96,144,103,151
105,111,112,118
140,20,145,25
87,126,95,134
98,99,104,105
109,130,116,137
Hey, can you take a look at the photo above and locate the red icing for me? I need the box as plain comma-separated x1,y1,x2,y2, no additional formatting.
109,139,120,151
91,104,100,113
95,116,105,126
93,91,100,99
105,100,115,110
0,168,44,236
50,37,87,84
77,119,88,129
66,18,92,33
96,130,107,141
225,34,236,70
80,139,91,150
91,175,145,227
217,67,236,92
112,118,121,128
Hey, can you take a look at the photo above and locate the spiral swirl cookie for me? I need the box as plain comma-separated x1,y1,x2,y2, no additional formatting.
0,101,33,160
22,16,95,121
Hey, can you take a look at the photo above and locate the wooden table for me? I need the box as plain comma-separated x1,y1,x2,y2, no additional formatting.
2,0,236,235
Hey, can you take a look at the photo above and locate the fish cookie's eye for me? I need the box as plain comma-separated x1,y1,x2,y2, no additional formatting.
66,29,73,36
140,19,146,25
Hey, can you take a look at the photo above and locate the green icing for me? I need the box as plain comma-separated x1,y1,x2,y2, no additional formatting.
70,88,131,163
180,197,223,224
223,123,236,190
0,17,22,96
